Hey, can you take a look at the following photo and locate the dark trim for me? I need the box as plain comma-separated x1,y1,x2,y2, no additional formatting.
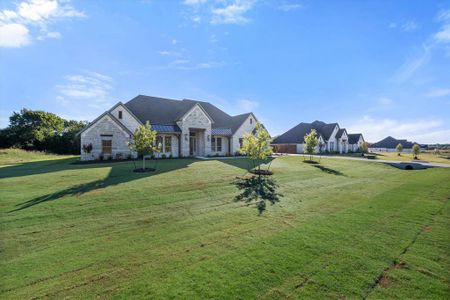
100,134,113,137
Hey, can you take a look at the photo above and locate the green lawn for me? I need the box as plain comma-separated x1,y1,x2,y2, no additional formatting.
371,151,450,165
1,151,449,299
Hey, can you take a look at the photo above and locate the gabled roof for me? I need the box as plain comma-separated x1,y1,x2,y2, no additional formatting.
272,120,336,144
348,133,364,144
77,111,133,136
370,136,414,149
336,128,347,139
272,122,323,144
124,95,253,134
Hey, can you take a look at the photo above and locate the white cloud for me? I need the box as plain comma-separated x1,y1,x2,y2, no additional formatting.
0,23,31,47
0,0,85,48
277,3,302,12
183,0,208,5
183,0,256,25
56,72,113,108
392,43,431,82
237,99,259,111
377,96,393,106
401,20,418,32
424,88,450,98
346,115,450,143
211,1,255,25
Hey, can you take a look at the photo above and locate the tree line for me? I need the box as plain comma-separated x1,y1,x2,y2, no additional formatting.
0,109,87,154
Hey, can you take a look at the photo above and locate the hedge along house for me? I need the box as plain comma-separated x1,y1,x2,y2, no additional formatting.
272,120,363,154
78,95,260,161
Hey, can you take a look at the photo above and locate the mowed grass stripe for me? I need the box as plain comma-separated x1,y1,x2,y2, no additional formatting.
1,153,449,299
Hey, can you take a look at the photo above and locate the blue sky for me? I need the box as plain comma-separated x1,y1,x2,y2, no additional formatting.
1,0,450,143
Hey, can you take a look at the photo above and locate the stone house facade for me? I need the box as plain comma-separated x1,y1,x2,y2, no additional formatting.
78,95,260,160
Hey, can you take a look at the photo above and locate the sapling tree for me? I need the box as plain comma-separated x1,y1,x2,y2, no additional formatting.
412,144,420,159
304,129,319,162
127,121,160,171
360,142,369,154
396,143,403,156
240,122,273,174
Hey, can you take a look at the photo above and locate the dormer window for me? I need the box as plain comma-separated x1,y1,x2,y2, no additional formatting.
118,111,123,119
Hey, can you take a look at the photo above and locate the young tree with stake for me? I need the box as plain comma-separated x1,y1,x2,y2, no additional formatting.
304,129,319,162
396,143,403,156
127,121,160,171
240,122,273,174
412,144,420,159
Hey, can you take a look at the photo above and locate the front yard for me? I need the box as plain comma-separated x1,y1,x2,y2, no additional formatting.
1,150,449,298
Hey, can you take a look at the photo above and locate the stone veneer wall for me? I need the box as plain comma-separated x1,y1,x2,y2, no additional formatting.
80,115,133,161
231,114,257,154
177,105,212,157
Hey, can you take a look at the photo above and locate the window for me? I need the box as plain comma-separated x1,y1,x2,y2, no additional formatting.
250,118,253,124
164,136,172,153
102,140,112,154
216,137,222,152
330,142,334,151
211,137,222,152
118,111,123,119
239,138,244,149
156,136,163,150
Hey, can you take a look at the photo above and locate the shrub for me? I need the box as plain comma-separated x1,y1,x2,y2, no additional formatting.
162,154,167,159
99,154,104,161
169,154,173,159
108,155,113,161
115,153,123,160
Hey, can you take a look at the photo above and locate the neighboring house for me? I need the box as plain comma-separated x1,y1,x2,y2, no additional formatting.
348,133,365,152
78,95,260,160
272,120,363,154
369,136,415,152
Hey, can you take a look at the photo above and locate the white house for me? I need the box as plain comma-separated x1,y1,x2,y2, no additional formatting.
78,95,260,160
348,133,365,152
271,120,364,154
368,136,415,153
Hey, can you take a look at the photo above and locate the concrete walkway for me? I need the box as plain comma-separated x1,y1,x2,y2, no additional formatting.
273,153,450,168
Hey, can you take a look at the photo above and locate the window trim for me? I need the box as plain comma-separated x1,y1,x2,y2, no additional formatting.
102,139,112,154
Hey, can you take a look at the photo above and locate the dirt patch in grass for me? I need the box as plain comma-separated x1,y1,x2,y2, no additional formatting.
393,261,407,269
377,275,393,288
423,226,432,232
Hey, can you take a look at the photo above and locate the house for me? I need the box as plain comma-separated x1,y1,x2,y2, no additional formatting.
369,136,415,152
348,133,365,152
78,95,260,160
272,120,363,154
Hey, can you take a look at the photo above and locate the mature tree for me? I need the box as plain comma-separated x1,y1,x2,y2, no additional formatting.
240,122,273,174
7,109,65,150
128,121,160,170
396,143,403,156
360,142,369,154
412,144,420,159
304,129,319,161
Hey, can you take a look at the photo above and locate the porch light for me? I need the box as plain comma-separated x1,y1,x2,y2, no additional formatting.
207,134,210,142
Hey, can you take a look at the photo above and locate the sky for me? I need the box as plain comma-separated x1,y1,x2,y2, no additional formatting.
1,0,450,143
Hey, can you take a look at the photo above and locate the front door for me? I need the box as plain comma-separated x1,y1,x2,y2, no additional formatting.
189,133,197,156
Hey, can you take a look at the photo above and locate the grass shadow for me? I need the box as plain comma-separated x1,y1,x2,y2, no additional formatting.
217,157,275,173
7,158,197,212
313,164,345,176
233,174,283,214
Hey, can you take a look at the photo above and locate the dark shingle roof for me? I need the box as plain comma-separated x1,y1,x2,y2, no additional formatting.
348,133,363,144
272,120,336,144
336,128,347,139
124,95,252,134
370,136,414,148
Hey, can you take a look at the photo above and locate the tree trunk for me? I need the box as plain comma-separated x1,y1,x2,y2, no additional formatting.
143,156,145,170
